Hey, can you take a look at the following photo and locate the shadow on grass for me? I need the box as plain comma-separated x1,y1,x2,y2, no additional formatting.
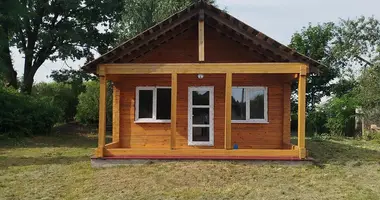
0,155,90,169
0,123,111,149
292,138,380,165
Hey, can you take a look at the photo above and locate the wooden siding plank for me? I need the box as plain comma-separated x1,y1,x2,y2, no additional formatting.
298,74,307,159
97,75,107,157
171,73,177,149
99,63,308,75
224,73,232,149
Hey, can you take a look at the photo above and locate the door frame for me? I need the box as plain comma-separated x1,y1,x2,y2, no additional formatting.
188,86,214,146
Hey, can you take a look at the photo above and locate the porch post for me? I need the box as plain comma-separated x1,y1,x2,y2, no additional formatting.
225,72,232,149
112,84,120,143
97,75,107,157
171,73,177,149
297,66,307,159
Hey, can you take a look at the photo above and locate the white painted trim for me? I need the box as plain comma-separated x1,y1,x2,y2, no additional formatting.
231,86,268,123
231,120,269,124
135,119,171,123
188,86,214,146
135,86,171,123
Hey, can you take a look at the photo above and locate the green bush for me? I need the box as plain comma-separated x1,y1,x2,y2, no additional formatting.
32,82,77,122
324,94,357,136
0,86,62,137
306,109,328,135
75,81,112,125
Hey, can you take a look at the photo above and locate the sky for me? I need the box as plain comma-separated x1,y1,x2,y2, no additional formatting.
11,0,380,83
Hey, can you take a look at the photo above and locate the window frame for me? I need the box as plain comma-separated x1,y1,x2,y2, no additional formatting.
231,86,268,124
135,86,171,123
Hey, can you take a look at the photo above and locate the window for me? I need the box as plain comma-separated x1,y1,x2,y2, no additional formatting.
135,87,171,123
231,87,268,123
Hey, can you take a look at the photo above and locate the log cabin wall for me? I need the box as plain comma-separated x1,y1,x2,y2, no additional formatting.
114,24,292,149
115,74,291,149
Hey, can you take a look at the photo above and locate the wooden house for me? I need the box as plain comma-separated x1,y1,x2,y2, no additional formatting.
83,1,322,160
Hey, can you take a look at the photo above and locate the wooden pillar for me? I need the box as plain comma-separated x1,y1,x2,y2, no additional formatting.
97,75,107,157
225,73,232,149
171,73,177,149
112,84,120,143
298,70,307,159
198,10,205,61
282,83,291,148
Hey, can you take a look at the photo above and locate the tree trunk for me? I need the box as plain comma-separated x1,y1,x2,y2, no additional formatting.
21,70,36,94
21,59,38,94
0,25,18,89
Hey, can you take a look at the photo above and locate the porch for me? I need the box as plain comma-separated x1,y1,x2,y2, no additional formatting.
95,63,308,160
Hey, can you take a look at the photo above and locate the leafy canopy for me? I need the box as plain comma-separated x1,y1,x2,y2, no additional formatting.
289,23,338,111
116,0,215,40
2,0,124,94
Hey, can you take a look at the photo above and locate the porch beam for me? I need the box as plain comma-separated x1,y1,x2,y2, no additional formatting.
104,148,300,157
297,72,307,159
224,72,232,149
98,63,308,75
96,75,107,157
171,73,177,149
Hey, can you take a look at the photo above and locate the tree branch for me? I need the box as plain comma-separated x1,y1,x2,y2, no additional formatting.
355,55,373,67
16,25,27,50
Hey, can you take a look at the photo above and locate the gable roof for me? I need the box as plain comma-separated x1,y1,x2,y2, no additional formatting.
82,1,323,74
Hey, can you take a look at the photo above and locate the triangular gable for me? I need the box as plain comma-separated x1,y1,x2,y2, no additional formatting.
83,1,323,73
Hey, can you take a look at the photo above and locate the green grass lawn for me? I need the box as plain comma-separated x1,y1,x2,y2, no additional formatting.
1,125,380,200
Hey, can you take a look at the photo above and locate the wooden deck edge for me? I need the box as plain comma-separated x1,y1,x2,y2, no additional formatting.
92,155,312,161
90,156,316,168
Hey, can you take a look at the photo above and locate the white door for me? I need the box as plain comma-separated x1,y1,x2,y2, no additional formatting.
188,87,214,146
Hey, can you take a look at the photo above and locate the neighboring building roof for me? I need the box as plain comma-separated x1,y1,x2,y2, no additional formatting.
82,0,323,73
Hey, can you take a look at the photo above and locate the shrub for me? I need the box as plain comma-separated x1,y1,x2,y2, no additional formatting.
32,82,77,122
75,81,112,125
324,94,357,136
0,86,62,137
306,108,328,135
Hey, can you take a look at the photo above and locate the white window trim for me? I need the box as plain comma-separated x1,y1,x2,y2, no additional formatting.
231,86,268,124
188,86,214,146
135,86,171,123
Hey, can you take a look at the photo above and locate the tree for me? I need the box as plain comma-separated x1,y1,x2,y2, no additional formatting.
50,67,96,97
356,63,380,124
116,0,215,40
333,16,380,71
289,23,339,111
0,0,22,89
3,0,123,94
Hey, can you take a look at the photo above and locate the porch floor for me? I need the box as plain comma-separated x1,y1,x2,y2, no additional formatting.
95,155,304,161
98,146,305,160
